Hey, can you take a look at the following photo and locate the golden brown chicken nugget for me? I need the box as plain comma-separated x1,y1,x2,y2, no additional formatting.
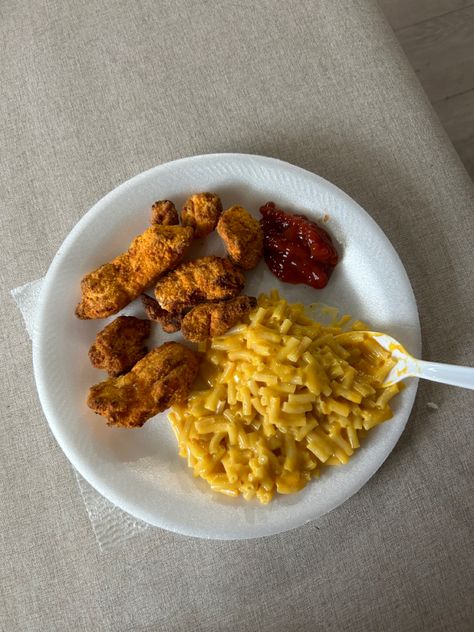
89,316,151,376
76,225,193,320
181,296,257,342
141,294,183,333
87,342,199,427
181,192,222,238
217,205,263,270
155,256,245,313
150,200,179,226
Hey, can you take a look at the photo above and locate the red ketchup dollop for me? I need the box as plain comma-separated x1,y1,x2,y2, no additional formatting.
260,202,339,289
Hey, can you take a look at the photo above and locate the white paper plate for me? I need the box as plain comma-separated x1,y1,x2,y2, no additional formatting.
33,153,420,539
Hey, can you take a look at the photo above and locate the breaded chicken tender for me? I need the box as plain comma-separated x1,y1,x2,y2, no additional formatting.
150,200,179,226
89,316,151,376
87,342,199,427
181,192,222,238
76,225,193,319
217,205,263,270
181,296,257,342
155,256,245,313
141,294,183,333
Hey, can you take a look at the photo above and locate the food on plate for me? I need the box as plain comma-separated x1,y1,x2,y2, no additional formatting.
77,190,406,508
76,224,194,319
88,316,151,376
150,200,179,226
181,192,223,238
88,342,199,427
181,296,257,342
169,290,401,503
141,294,183,333
155,256,245,313
216,205,263,270
260,202,339,289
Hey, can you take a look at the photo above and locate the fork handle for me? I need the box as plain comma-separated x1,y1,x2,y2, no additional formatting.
416,360,474,390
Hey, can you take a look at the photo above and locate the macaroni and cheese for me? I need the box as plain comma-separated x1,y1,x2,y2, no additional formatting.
168,291,401,503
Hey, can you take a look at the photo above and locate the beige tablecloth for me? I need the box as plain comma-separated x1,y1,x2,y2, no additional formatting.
1,1,473,630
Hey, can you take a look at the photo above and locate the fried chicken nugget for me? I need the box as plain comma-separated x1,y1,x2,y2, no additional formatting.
155,256,245,313
141,294,183,333
150,200,179,226
217,205,263,270
88,316,151,376
181,192,222,238
181,296,257,342
87,342,199,427
76,225,194,319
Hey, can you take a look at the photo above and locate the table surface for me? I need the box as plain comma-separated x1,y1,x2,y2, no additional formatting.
1,1,473,631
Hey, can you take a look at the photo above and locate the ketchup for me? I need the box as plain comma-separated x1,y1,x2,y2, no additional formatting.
260,202,339,289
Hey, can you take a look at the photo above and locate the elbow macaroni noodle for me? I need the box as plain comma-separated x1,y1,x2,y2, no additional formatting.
168,291,402,504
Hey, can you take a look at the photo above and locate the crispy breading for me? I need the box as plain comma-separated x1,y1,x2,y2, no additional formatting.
76,225,194,319
87,342,199,427
88,316,151,376
181,296,257,342
181,192,222,238
155,256,245,313
141,294,183,333
216,205,263,270
150,200,179,226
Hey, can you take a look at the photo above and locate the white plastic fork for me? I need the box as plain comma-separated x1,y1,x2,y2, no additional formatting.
367,332,474,390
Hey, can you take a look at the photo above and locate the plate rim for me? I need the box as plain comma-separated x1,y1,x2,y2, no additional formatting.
32,152,421,539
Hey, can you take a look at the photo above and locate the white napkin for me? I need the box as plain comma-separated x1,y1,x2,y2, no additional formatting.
11,279,150,550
